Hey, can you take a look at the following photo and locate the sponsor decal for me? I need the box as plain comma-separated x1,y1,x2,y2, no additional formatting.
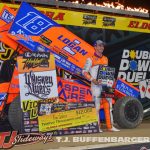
139,79,150,99
18,53,58,101
0,131,53,149
57,35,88,56
58,79,92,102
118,49,150,84
82,14,97,25
0,93,7,106
22,98,57,133
24,71,54,99
0,9,15,23
15,12,54,35
115,79,139,98
0,42,14,70
22,100,38,119
0,5,16,26
40,35,52,46
22,52,50,69
103,16,116,27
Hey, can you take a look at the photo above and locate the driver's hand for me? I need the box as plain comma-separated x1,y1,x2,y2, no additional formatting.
91,79,99,85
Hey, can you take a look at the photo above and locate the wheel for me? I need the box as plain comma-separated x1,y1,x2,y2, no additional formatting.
113,96,143,128
8,95,22,132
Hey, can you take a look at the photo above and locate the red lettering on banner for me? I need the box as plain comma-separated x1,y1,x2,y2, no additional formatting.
0,131,17,149
128,21,150,30
37,11,65,21
53,13,65,20
10,7,65,21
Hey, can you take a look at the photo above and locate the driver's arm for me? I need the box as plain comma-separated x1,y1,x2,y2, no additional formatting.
82,58,93,81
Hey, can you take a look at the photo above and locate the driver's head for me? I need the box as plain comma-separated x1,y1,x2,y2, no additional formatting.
93,40,105,55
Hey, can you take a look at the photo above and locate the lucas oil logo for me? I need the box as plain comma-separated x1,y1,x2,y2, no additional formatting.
118,49,150,84
16,12,53,35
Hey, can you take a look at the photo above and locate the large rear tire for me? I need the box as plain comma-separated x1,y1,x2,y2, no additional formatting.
113,96,143,128
8,96,22,132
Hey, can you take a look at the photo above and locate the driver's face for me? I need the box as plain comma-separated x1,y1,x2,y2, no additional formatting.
94,44,104,54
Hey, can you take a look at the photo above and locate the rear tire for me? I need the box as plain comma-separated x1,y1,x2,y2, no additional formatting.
8,95,22,132
113,96,143,128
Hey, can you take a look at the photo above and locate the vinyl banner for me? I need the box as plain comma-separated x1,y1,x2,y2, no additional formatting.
17,52,58,101
8,2,95,77
38,107,97,132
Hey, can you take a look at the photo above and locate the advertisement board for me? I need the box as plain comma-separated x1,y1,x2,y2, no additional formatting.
17,52,58,101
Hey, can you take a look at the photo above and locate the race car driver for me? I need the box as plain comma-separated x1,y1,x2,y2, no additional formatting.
82,40,120,132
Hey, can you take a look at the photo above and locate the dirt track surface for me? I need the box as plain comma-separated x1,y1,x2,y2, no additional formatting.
11,120,150,150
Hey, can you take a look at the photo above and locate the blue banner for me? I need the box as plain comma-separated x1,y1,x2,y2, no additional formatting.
116,79,139,98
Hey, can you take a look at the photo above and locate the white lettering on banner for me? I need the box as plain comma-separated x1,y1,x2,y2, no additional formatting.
55,136,150,143
118,49,150,84
16,12,52,35
58,35,88,56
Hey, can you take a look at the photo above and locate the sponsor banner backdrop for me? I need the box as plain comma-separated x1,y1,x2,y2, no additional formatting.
0,3,150,33
38,107,97,132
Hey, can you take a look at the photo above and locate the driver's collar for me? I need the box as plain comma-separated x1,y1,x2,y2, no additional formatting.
94,52,103,58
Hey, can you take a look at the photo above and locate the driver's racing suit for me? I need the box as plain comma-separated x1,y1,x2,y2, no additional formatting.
82,53,113,129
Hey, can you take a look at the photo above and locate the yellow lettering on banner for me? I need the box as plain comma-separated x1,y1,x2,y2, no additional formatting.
0,42,14,61
38,107,97,132
22,100,38,119
0,3,150,33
